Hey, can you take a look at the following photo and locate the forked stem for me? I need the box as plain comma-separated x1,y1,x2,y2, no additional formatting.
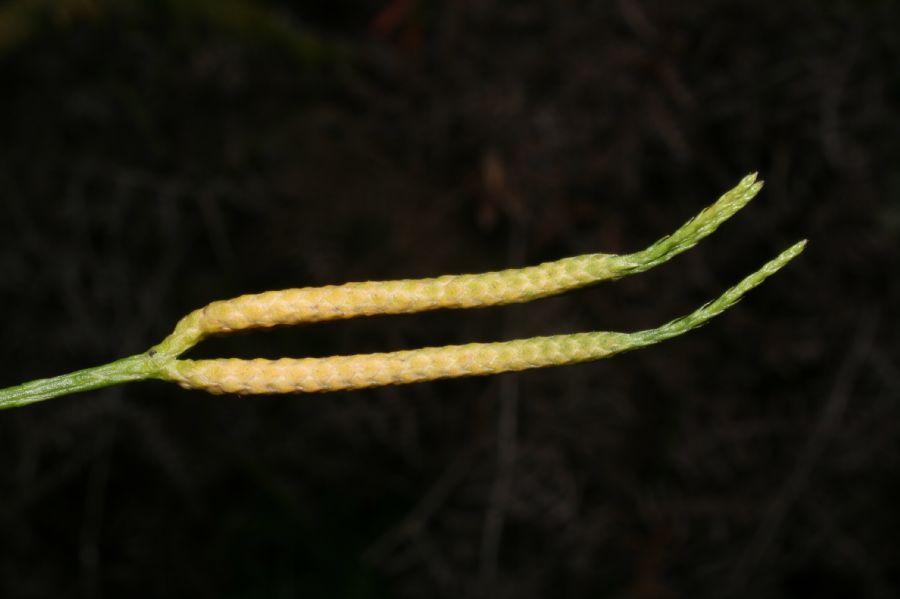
0,174,807,410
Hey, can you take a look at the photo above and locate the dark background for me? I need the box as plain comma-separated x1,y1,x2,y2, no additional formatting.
0,1,898,597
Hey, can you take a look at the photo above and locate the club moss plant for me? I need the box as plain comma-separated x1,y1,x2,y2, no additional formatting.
0,174,806,409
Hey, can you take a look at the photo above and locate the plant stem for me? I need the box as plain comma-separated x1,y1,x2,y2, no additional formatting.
0,175,806,409
0,354,156,410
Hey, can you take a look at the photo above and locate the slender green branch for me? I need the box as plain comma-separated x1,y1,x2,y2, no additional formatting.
0,354,156,410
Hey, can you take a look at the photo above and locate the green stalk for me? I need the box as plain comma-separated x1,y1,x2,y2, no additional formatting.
0,354,157,410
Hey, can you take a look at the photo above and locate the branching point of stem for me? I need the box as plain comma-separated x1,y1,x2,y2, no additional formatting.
0,174,807,409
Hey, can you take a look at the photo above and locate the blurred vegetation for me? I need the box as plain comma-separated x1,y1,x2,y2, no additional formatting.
0,1,898,598
0,0,335,64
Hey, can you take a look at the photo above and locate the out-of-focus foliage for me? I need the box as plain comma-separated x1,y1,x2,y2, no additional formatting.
0,0,334,64
0,1,898,598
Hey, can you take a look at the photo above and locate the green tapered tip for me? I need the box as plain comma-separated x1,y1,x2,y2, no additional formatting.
627,239,807,347
618,173,767,275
